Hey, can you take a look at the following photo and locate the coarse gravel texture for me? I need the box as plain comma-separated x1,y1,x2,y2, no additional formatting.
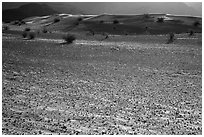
2,32,202,135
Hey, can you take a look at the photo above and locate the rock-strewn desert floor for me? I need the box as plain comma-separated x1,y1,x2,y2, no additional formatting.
2,31,202,135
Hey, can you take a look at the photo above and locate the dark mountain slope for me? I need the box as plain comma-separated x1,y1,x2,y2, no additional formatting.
2,3,58,22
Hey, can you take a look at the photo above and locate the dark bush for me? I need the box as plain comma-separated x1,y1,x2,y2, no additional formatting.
62,34,76,44
78,18,83,21
54,18,60,23
12,21,19,25
16,20,24,26
21,21,26,25
25,28,31,31
144,14,150,18
99,20,104,23
145,26,149,31
22,31,27,38
167,32,175,44
189,30,194,36
157,17,164,23
104,34,109,40
3,25,9,31
113,19,119,24
193,21,200,27
74,22,79,26
28,32,35,39
86,31,95,36
89,30,95,36
42,27,48,33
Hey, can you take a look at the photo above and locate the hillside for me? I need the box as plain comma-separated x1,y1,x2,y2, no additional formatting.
81,14,202,35
4,13,201,35
2,2,202,17
2,3,58,22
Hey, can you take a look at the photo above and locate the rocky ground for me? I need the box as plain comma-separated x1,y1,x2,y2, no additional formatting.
2,32,202,135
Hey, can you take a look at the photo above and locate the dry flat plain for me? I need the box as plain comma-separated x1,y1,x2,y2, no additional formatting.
2,30,202,135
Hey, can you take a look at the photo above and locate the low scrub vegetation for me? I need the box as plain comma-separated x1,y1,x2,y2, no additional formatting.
74,22,79,26
99,20,104,23
22,31,27,38
22,31,35,39
25,28,31,31
20,20,26,25
167,32,175,43
28,32,36,39
62,34,76,44
11,20,25,26
42,27,48,33
88,30,95,36
157,17,164,23
3,25,9,31
54,18,60,23
11,21,20,25
144,14,151,18
193,21,200,27
189,30,194,36
113,19,119,24
78,17,83,22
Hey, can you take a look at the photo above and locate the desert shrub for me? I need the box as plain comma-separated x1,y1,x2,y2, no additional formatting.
86,31,94,36
189,30,194,36
110,46,120,51
99,20,104,23
12,21,20,25
144,14,150,18
104,34,109,40
3,25,9,31
25,27,31,31
62,34,76,44
21,20,26,25
144,26,150,34
157,17,164,23
167,32,175,44
28,32,35,39
15,20,22,26
74,22,79,26
193,21,200,27
22,31,27,38
42,27,48,33
78,17,83,21
54,18,60,23
17,20,24,26
89,30,95,36
113,19,119,24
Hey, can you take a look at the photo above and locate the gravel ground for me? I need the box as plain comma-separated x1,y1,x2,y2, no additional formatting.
2,32,202,135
